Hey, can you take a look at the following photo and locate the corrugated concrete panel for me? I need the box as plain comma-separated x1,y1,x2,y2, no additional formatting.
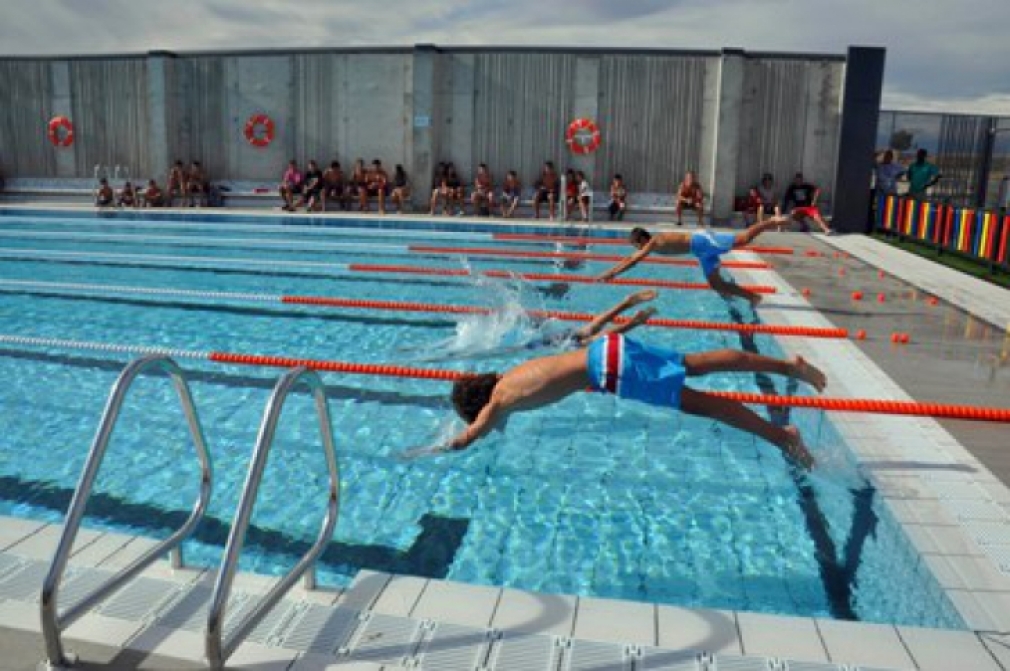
165,56,227,180
0,59,55,176
469,52,577,189
68,58,150,179
597,54,709,193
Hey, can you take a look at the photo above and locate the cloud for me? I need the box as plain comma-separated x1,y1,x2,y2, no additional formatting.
0,0,1007,114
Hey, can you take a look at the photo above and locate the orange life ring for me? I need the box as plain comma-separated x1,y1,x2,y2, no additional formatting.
47,116,74,148
244,114,275,147
565,118,601,155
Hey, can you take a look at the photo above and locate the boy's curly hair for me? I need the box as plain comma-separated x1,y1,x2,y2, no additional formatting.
451,373,501,423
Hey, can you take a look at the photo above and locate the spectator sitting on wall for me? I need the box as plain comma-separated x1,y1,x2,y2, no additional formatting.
429,162,449,215
563,169,579,220
390,164,411,214
360,159,389,214
279,160,304,212
783,172,832,234
608,174,628,221
143,179,165,207
905,148,941,200
446,164,464,216
471,163,495,216
874,150,906,197
500,170,521,219
755,173,780,221
300,160,325,212
167,160,186,207
94,178,114,208
349,158,367,209
186,161,207,207
675,170,705,227
742,185,763,227
322,161,347,211
118,181,137,208
577,171,592,222
533,161,559,220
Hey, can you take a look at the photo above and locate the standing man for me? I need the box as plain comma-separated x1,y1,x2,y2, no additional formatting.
874,150,906,197
905,149,941,199
783,172,833,234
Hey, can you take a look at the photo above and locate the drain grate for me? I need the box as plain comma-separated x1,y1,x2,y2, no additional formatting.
96,576,183,622
0,560,49,601
60,567,114,611
638,646,705,670
279,604,361,654
341,611,424,666
413,621,490,670
485,631,561,671
564,638,632,670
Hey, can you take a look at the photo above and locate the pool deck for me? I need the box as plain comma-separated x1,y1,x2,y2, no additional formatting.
1,208,1010,669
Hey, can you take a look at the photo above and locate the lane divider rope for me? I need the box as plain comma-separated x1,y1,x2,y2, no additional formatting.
0,279,839,337
407,245,772,269
347,263,779,293
4,333,1006,422
491,233,795,255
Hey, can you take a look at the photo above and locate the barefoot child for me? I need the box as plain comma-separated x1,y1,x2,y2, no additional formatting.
597,218,787,306
444,335,824,468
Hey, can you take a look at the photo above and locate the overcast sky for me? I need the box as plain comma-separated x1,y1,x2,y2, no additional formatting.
2,0,1008,115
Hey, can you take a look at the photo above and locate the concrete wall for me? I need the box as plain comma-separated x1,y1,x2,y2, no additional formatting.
0,46,855,219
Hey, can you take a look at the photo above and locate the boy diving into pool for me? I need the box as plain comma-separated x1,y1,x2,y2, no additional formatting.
444,333,825,469
596,218,788,306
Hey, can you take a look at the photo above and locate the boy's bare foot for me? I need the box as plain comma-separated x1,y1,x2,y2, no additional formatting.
791,356,826,392
626,289,658,306
748,293,763,308
781,426,814,469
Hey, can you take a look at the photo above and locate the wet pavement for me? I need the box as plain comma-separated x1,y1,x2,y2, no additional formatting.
761,232,1010,481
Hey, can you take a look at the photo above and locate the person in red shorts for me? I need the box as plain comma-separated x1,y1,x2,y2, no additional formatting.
675,170,705,226
783,172,832,234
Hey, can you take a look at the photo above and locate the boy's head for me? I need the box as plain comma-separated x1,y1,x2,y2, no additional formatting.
451,373,501,423
629,227,651,248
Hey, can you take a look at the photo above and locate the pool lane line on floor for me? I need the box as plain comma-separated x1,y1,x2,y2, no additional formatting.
0,279,841,338
348,263,778,293
3,333,1008,421
0,229,772,269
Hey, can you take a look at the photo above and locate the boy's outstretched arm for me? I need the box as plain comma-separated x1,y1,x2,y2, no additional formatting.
447,398,503,450
597,242,654,281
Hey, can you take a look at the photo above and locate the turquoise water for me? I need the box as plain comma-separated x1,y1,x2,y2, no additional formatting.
0,209,963,628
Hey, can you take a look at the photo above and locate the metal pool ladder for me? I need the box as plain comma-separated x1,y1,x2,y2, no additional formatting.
205,366,340,670
39,354,213,669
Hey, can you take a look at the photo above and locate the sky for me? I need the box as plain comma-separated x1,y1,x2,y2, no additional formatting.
1,0,1008,115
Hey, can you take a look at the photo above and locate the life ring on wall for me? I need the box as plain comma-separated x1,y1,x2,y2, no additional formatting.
244,114,275,147
566,118,601,155
47,116,75,147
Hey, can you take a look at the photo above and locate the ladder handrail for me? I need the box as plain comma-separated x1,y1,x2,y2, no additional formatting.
40,354,213,667
205,367,340,670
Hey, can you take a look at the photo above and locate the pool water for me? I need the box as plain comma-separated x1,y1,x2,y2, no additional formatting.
0,208,963,628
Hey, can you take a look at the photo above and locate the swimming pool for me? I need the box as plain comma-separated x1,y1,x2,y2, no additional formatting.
0,207,963,629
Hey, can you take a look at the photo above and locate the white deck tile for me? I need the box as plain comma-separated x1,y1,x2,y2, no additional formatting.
814,619,915,669
572,595,655,646
923,554,1010,591
369,574,428,617
227,640,302,668
655,604,741,656
125,626,206,661
0,598,42,632
490,586,576,637
335,570,391,611
4,524,103,560
951,590,1010,632
65,531,138,567
902,524,986,557
886,500,960,527
897,626,1003,671
64,611,146,649
288,652,385,670
0,516,47,550
736,612,827,663
409,580,501,628
979,632,1010,668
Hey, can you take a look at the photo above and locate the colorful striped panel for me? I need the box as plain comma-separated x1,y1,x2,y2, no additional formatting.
998,216,1009,264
